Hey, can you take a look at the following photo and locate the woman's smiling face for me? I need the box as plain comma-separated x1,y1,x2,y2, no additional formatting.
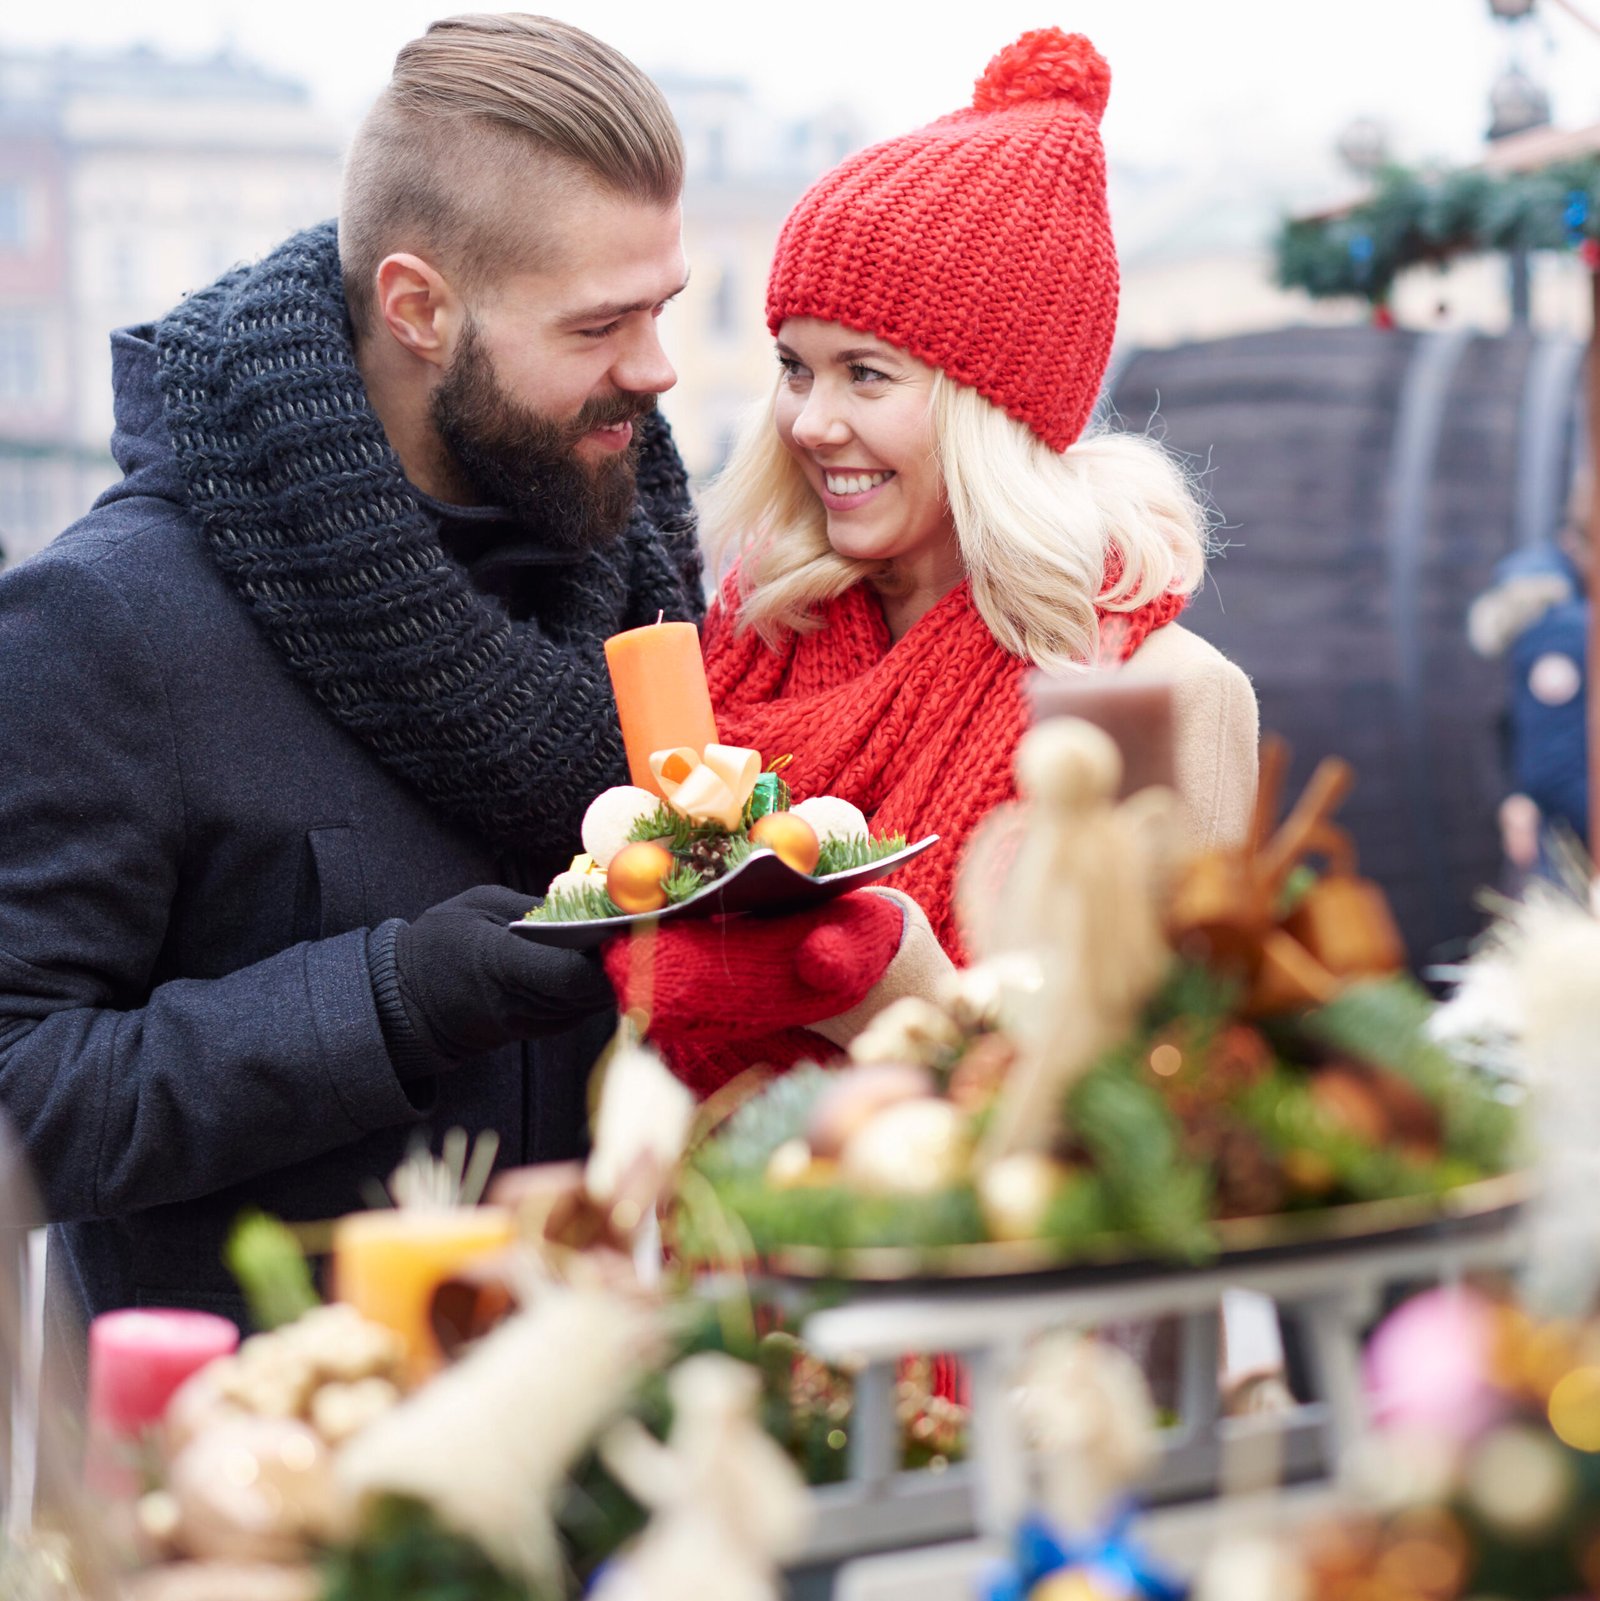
773,318,958,569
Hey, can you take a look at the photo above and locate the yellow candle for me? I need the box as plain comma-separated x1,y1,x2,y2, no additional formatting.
332,1206,515,1384
604,620,719,795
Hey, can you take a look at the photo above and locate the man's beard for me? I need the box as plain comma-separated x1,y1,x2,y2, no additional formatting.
429,320,652,553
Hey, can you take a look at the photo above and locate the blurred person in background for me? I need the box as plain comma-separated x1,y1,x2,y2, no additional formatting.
1468,468,1592,884
0,13,702,1331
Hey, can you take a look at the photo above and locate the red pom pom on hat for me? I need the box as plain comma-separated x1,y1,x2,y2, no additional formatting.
972,28,1111,123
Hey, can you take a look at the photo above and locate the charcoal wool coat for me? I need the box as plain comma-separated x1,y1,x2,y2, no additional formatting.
0,315,701,1328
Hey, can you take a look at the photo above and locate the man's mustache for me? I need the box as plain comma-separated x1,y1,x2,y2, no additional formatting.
566,393,657,440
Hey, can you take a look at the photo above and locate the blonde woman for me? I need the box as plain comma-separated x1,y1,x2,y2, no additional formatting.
607,29,1257,1090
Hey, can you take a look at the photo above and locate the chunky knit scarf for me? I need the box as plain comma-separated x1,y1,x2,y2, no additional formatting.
152,221,703,859
706,577,1186,962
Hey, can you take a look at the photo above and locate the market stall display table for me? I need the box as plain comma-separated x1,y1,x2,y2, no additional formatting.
771,1178,1528,1576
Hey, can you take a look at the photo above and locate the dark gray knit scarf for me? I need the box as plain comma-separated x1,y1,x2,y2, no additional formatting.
152,221,703,857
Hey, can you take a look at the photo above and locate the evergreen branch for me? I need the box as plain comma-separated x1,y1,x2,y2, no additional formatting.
523,882,625,922
815,831,909,877
662,863,708,904
1303,977,1517,1173
1068,1065,1217,1261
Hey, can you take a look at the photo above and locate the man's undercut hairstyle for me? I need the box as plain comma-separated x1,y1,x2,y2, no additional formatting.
340,12,684,335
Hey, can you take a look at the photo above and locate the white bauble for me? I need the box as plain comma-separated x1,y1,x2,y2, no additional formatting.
791,795,868,847
581,786,661,868
839,1098,969,1195
546,869,598,900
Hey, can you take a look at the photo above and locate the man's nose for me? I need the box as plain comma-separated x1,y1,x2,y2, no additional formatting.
612,319,677,396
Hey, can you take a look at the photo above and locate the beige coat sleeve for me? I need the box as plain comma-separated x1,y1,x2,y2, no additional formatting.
1118,622,1260,849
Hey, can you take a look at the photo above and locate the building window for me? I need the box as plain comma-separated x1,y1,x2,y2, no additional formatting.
0,182,28,250
0,318,42,402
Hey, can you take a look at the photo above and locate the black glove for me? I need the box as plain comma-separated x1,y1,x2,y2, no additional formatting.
367,885,616,1076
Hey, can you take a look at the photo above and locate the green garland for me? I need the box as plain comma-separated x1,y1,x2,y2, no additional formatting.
1275,156,1600,305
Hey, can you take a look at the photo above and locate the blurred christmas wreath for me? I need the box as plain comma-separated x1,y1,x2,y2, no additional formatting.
672,729,1521,1273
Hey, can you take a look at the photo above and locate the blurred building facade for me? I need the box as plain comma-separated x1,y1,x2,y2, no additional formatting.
0,46,345,562
0,44,860,564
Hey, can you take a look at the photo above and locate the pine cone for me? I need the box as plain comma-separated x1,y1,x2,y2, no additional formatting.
684,833,735,880
1211,1127,1287,1219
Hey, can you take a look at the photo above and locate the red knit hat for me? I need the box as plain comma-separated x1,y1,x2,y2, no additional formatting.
766,29,1117,454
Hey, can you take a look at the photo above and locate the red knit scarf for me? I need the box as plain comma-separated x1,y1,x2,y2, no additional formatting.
705,576,1186,963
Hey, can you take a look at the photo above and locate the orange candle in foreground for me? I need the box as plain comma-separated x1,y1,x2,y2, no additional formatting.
332,1206,515,1384
605,620,719,795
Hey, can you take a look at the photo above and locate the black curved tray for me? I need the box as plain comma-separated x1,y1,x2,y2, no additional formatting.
509,835,940,950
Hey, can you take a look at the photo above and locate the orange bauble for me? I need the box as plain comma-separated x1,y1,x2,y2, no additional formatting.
748,811,821,875
606,841,674,914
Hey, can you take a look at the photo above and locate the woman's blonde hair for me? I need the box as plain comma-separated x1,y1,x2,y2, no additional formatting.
701,370,1211,672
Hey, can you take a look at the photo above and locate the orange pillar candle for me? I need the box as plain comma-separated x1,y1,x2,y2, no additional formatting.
604,620,719,795
332,1206,515,1385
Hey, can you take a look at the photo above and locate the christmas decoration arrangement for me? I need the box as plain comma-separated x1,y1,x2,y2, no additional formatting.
1274,155,1600,311
51,1036,810,1601
1229,1284,1600,1601
514,617,930,936
518,746,921,927
674,726,1520,1273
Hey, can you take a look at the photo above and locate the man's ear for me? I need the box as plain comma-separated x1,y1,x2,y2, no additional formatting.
373,253,465,368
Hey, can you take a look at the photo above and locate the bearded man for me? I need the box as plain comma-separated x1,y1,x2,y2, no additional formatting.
0,14,701,1328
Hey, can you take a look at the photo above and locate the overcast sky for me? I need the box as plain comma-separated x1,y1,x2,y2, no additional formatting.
6,1,1600,201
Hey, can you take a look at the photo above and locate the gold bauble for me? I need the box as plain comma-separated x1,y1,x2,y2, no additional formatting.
748,811,821,874
605,840,674,914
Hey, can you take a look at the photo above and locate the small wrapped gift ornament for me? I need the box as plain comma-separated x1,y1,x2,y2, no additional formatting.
746,769,791,822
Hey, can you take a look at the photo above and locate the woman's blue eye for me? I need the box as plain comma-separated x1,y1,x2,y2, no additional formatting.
849,362,889,383
777,354,807,379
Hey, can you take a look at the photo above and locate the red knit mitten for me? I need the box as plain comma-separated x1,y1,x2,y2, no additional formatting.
601,891,903,1043
660,1028,834,1101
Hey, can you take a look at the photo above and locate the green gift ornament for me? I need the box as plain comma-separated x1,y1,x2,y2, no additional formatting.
747,771,791,822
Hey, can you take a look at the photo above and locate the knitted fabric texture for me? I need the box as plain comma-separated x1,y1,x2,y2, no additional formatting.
766,29,1117,452
153,221,702,860
708,577,1185,965
602,891,902,1079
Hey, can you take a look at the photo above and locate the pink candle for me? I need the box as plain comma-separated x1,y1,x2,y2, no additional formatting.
87,1308,239,1437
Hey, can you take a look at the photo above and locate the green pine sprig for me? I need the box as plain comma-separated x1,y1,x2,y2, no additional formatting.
224,1209,321,1331
319,1496,540,1601
1302,976,1517,1174
815,832,909,877
523,882,625,923
662,863,708,904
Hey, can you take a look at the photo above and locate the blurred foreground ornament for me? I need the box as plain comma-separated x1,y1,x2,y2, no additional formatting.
1013,1330,1160,1537
979,1509,1185,1601
588,1352,811,1601
1433,875,1600,1314
959,719,1178,1161
1362,1286,1507,1442
337,1286,663,1592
